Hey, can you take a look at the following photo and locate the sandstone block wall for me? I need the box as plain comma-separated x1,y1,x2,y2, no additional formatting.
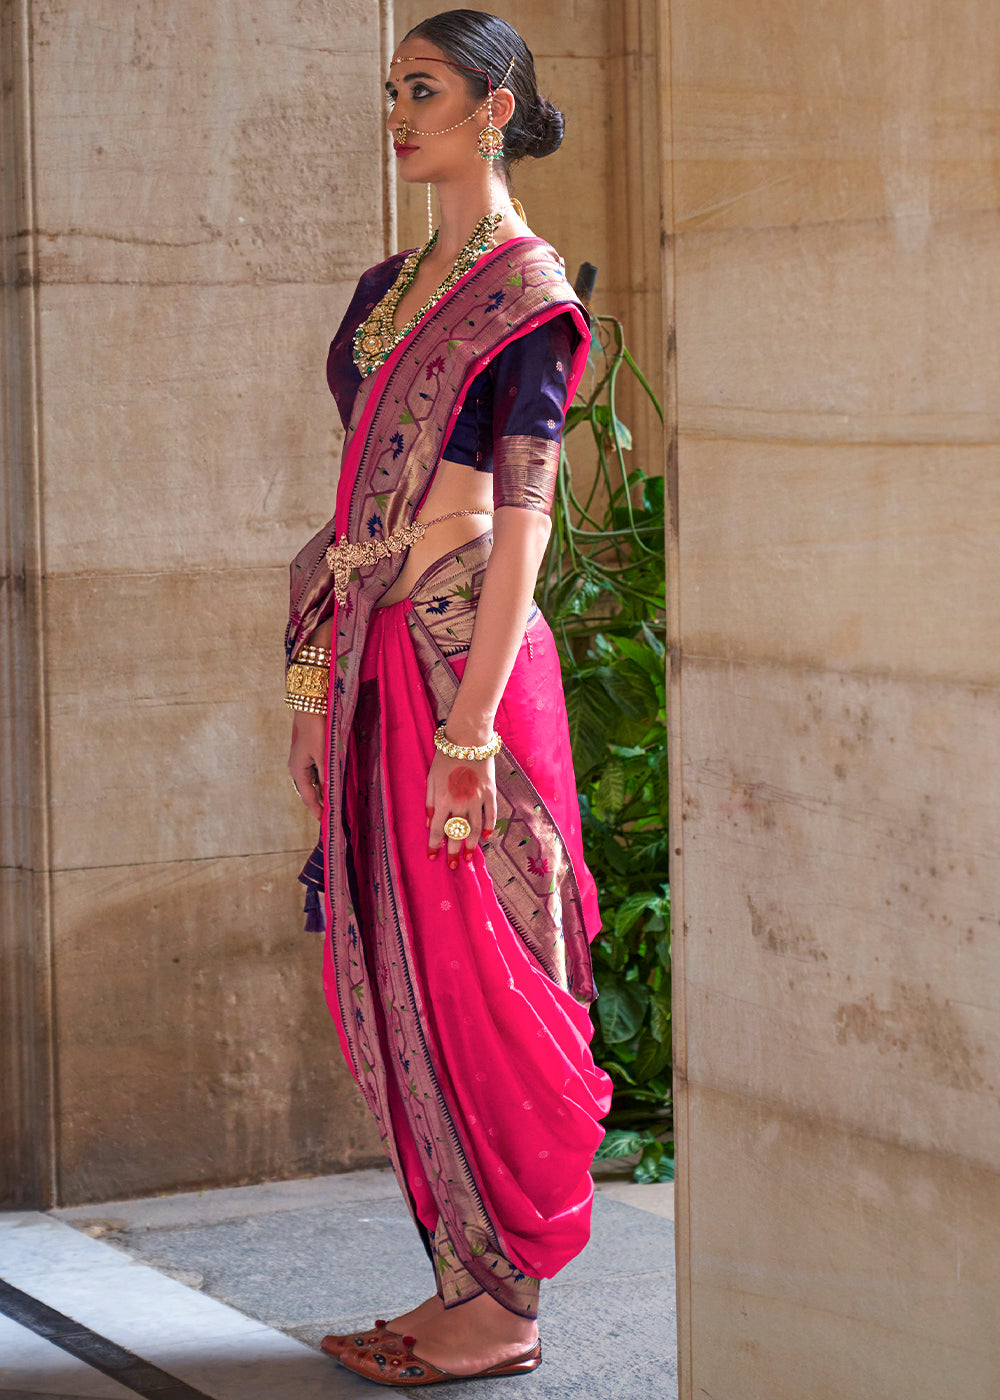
3,0,664,1207
2,0,395,1207
666,1,1000,1394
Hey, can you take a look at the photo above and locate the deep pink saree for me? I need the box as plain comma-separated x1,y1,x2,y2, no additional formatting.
288,237,611,1317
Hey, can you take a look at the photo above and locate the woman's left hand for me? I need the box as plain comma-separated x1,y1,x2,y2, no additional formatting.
426,751,497,870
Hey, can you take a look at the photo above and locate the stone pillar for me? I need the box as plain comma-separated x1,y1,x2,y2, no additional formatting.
666,1,1000,1395
2,0,395,1207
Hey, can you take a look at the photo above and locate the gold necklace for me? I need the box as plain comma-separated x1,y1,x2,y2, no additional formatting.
353,211,503,377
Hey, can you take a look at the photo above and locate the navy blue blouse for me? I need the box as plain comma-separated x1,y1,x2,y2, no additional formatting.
326,253,579,512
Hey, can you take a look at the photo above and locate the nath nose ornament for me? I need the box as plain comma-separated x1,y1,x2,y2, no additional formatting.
393,119,408,146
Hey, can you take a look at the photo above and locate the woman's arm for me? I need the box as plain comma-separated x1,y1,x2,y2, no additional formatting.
425,504,550,866
287,616,333,821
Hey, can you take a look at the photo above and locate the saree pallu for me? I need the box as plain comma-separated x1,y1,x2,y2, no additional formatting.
288,238,612,1316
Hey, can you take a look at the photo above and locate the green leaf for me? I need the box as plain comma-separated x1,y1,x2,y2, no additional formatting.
635,1142,675,1184
650,989,672,1044
615,635,665,680
632,1032,671,1082
594,1127,653,1160
599,932,630,973
652,749,669,825
592,403,633,451
642,475,665,515
599,664,658,720
640,620,666,659
596,979,649,1044
614,891,658,938
565,679,618,774
596,758,626,814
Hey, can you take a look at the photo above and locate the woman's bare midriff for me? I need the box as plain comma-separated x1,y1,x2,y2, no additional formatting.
376,457,494,607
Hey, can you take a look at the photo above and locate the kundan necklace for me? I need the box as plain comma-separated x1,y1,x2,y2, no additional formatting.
353,210,504,377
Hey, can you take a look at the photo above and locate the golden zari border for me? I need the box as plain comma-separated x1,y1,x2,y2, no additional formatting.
492,435,560,513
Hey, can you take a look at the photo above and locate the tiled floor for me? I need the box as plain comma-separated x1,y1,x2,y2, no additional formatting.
1,1168,676,1400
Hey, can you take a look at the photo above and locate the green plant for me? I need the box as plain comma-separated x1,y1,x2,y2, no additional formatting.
537,314,671,1178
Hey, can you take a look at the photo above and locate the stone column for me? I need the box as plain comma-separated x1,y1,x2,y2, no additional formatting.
2,0,395,1207
667,1,1000,1394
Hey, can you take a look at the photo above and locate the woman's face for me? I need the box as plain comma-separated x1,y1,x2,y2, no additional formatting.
385,40,486,184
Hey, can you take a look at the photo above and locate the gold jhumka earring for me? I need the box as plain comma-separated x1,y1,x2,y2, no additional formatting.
477,84,505,162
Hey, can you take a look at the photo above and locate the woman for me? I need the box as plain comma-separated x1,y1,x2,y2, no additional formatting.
285,10,611,1387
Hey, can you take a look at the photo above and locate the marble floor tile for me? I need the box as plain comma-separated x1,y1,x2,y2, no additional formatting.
0,1312,134,1397
0,1215,363,1399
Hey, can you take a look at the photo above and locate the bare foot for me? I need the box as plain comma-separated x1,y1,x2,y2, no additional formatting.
404,1291,538,1376
386,1293,445,1334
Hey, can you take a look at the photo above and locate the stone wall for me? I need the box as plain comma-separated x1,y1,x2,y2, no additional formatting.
2,0,395,1207
666,1,1000,1394
3,0,664,1207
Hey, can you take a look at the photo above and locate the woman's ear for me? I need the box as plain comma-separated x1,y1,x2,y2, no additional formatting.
492,86,516,131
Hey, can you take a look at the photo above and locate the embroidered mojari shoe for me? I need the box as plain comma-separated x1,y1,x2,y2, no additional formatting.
321,1320,394,1357
337,1335,542,1387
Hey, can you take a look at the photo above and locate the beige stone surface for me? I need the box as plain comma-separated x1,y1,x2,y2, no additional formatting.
45,566,314,870
8,0,664,1207
667,0,1000,1394
52,851,382,1206
30,0,386,287
684,1086,1000,1400
4,1,395,1203
677,440,1000,682
39,283,350,575
674,216,1000,446
670,0,1000,235
680,658,1000,1167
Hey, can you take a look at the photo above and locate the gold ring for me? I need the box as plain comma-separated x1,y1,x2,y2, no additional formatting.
443,815,472,842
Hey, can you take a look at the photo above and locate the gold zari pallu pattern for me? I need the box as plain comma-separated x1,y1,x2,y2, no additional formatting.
325,511,493,605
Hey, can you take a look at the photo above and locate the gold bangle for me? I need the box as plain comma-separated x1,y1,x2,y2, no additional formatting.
433,725,502,762
285,693,327,714
285,657,329,716
286,661,329,698
296,644,331,667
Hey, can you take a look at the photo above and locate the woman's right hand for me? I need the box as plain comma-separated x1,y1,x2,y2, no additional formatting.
288,713,327,821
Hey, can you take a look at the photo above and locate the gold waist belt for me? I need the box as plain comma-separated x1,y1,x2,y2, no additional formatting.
325,509,493,604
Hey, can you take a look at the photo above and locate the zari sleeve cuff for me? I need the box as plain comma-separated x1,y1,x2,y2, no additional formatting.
492,435,561,514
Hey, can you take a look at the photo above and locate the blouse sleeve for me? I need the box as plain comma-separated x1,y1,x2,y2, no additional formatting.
490,313,577,514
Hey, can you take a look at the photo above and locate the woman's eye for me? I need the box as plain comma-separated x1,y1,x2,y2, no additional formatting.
412,83,434,100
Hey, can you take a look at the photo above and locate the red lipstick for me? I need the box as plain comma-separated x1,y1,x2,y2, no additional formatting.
394,144,419,157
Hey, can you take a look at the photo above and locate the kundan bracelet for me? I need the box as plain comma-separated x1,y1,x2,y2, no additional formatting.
296,644,331,667
433,725,502,762
285,645,331,714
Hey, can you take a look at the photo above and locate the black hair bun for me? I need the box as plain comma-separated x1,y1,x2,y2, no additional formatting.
532,98,565,158
507,95,565,162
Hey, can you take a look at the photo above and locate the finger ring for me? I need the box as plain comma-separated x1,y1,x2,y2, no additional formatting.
443,815,472,841
291,777,301,796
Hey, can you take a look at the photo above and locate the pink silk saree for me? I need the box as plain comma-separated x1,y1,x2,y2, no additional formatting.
287,237,611,1316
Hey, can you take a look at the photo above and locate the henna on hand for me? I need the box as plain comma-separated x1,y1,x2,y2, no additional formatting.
447,765,481,802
